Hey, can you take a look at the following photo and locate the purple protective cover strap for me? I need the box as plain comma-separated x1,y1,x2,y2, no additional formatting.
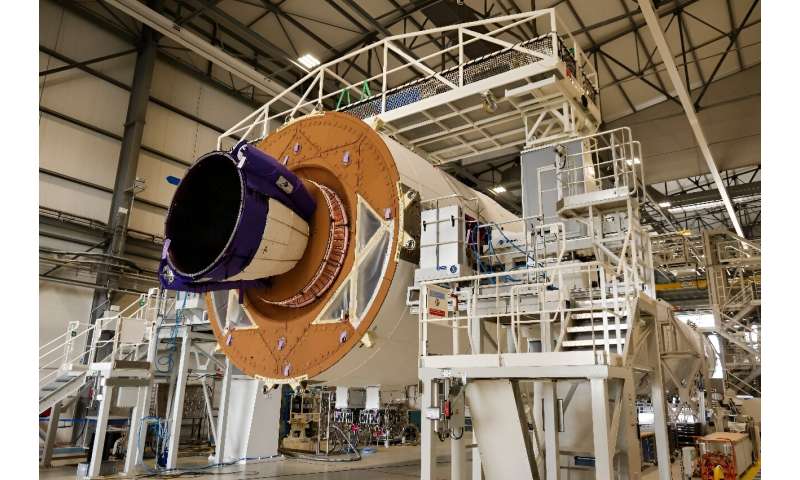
233,142,316,222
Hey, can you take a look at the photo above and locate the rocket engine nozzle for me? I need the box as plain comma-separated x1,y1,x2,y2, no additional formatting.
160,142,316,292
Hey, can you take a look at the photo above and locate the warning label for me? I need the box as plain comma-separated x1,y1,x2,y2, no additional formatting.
427,285,449,318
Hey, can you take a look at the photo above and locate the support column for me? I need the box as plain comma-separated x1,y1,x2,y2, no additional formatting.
421,376,435,480
214,359,233,463
124,384,149,473
620,374,643,480
542,381,560,480
166,330,191,469
472,443,483,480
590,378,612,480
650,373,672,480
40,400,63,467
698,388,707,426
88,382,115,478
532,381,545,479
451,388,467,480
89,0,160,321
196,354,218,445
650,306,672,480
126,318,160,472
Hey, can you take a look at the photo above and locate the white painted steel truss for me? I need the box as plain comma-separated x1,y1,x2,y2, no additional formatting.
217,10,600,165
413,131,711,480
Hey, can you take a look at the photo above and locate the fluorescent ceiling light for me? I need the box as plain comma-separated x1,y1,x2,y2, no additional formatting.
667,193,760,214
490,185,507,194
298,53,320,69
668,200,724,213
626,156,641,165
658,201,671,208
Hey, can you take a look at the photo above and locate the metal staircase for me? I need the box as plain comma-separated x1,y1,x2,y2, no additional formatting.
38,290,167,468
39,370,88,415
559,305,628,353
703,230,761,397
38,295,154,415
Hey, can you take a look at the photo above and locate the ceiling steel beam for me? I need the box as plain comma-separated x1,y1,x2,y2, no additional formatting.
177,0,294,68
39,47,137,76
564,0,637,114
598,21,758,101
166,1,299,88
677,8,690,89
692,0,759,110
675,2,706,88
724,0,745,71
338,0,420,61
39,104,190,170
56,0,263,108
326,0,441,64
638,0,743,237
599,48,681,107
103,0,302,102
254,0,378,84
590,0,702,51
39,47,232,139
666,181,760,208
174,0,221,25
618,0,670,95
385,0,458,65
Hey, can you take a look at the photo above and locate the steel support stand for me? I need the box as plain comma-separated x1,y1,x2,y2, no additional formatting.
650,372,672,480
123,382,149,473
421,377,435,480
40,400,63,467
166,329,191,469
214,358,232,463
195,352,218,445
698,388,707,426
472,443,483,480
590,378,612,480
621,373,643,479
451,390,467,480
542,380,560,480
125,320,160,472
88,382,115,478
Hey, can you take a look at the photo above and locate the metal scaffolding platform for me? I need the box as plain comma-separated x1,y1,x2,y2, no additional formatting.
218,10,600,165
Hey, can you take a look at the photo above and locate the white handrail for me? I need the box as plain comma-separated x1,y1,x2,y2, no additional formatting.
38,293,151,391
217,9,591,148
39,324,96,364
39,330,71,353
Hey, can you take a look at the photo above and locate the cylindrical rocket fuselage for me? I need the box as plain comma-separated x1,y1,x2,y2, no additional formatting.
160,112,515,387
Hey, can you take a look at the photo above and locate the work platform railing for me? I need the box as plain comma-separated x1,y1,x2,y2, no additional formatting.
217,10,600,164
38,290,175,411
554,127,644,207
418,259,638,360
651,233,704,271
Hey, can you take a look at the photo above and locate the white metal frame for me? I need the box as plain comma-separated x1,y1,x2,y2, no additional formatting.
413,130,703,480
217,10,600,165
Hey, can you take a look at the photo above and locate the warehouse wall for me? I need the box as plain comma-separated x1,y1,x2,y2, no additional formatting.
39,0,255,345
607,66,761,185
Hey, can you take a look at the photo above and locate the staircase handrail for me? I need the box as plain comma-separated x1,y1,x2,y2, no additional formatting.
38,293,149,389
723,282,754,310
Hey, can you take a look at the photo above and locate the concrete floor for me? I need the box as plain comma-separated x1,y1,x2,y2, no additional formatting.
40,444,446,479
39,444,682,480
